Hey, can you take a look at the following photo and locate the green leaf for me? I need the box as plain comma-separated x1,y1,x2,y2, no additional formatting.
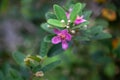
70,3,82,22
47,44,64,57
87,26,112,40
81,3,86,9
82,10,92,20
32,65,42,73
76,36,90,41
95,19,109,27
74,29,91,41
40,60,61,72
90,26,104,34
44,35,54,43
92,32,112,40
7,68,23,80
12,51,25,67
54,4,67,23
40,40,51,57
72,21,89,29
45,12,56,19
41,23,54,34
28,56,42,62
47,19,66,27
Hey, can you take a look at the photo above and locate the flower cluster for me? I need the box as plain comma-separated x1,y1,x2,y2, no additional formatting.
51,8,86,50
66,8,86,25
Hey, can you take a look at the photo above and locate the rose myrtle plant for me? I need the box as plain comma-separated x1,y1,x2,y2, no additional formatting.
12,2,112,80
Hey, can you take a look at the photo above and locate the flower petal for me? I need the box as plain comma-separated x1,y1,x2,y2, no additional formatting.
61,29,68,34
65,33,72,41
52,36,61,44
54,29,61,34
74,15,86,25
66,12,70,19
74,19,86,25
62,40,68,50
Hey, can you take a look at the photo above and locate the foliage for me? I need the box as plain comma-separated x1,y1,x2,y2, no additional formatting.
1,0,120,80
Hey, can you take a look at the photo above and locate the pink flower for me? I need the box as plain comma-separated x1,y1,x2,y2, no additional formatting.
66,8,72,19
66,8,86,25
66,12,70,19
52,29,72,50
74,15,86,25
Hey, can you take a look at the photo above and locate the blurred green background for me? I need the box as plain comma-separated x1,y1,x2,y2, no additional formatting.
0,0,120,80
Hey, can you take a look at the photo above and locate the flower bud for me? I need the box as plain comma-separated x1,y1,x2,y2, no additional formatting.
36,55,42,59
71,30,76,34
68,20,71,23
61,20,65,23
47,25,52,28
24,57,33,66
24,55,43,67
66,26,70,28
35,71,44,77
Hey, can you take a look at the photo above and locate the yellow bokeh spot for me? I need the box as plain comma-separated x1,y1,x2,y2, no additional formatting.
102,8,116,21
